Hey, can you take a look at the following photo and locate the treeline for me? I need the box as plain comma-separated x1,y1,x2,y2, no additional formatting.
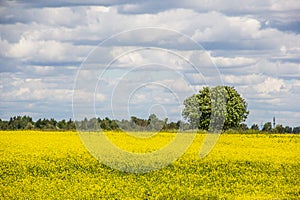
228,122,300,134
0,115,190,132
0,116,75,130
0,115,300,133
75,114,191,132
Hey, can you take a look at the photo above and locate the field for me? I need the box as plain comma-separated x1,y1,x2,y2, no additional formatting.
0,131,299,199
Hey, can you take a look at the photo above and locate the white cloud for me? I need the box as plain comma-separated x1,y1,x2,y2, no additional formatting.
31,66,55,75
0,1,299,126
255,77,286,93
6,36,92,63
74,89,106,102
0,39,10,57
1,6,86,27
130,93,147,104
223,74,266,85
213,56,256,67
252,60,300,78
0,73,73,102
192,13,262,42
270,0,300,11
8,37,67,61
116,0,300,16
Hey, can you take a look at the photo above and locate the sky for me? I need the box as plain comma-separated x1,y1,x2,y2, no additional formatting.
0,0,300,127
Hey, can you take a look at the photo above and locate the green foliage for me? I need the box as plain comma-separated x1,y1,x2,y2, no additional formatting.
0,116,76,131
0,115,188,132
293,126,300,134
238,123,249,131
250,124,260,131
0,114,298,134
182,86,249,131
262,122,272,132
284,126,293,133
274,124,285,133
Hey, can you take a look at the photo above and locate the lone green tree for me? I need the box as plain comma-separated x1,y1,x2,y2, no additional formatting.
182,86,249,131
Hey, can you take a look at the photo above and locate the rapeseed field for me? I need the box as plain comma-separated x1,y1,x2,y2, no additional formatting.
0,131,299,199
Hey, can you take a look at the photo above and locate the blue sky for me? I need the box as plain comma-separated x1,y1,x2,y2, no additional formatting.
0,0,300,127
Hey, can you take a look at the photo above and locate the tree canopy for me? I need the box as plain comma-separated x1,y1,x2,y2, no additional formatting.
182,86,249,131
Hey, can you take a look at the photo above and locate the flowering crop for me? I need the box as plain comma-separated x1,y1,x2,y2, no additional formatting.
0,131,299,199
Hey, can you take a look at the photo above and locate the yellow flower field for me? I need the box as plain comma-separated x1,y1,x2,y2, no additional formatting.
0,131,299,199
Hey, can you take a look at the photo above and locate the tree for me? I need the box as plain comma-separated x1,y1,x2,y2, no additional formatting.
130,116,148,131
284,126,292,133
66,118,75,130
0,119,9,130
274,124,285,133
239,123,249,131
182,86,249,131
293,126,300,134
35,119,43,129
58,119,67,130
100,117,111,130
147,114,164,131
262,122,272,132
87,118,99,131
82,117,88,130
250,124,260,131
49,118,57,129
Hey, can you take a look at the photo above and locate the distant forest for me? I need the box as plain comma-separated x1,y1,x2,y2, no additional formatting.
0,115,299,133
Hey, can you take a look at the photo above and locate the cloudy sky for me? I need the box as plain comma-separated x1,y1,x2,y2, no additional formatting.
1,0,300,127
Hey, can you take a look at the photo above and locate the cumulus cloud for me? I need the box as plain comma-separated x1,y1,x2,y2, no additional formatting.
0,74,73,101
255,77,286,93
0,0,299,126
213,56,257,67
